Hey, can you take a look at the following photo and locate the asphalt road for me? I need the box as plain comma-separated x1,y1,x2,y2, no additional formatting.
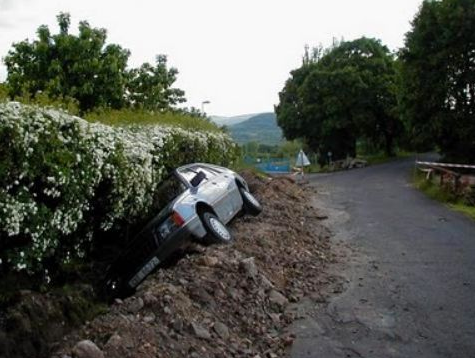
290,158,475,358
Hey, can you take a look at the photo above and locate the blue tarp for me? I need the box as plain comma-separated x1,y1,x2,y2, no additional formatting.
244,157,290,173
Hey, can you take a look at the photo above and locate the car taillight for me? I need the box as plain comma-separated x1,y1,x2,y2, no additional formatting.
171,211,185,227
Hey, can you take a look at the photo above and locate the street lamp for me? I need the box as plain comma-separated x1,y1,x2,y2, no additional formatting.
201,100,210,114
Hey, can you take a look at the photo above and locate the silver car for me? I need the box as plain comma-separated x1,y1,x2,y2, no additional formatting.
105,163,262,297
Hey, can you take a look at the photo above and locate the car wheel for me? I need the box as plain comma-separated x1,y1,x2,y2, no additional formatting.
239,187,262,216
200,212,233,245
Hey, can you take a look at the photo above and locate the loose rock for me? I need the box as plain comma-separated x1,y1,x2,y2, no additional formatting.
126,297,144,313
240,257,258,278
260,274,274,289
197,255,219,267
172,319,184,332
143,314,156,323
191,322,211,340
142,292,158,306
269,290,289,309
213,321,230,340
72,340,103,358
51,173,334,358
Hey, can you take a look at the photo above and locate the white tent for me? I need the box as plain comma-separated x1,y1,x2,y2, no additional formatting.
296,150,311,167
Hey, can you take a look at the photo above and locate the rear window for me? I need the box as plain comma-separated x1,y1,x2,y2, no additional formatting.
155,175,186,208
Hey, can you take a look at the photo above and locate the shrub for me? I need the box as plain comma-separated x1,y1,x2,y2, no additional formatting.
0,103,238,276
0,83,8,101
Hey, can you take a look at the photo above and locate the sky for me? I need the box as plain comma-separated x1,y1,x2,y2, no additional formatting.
0,0,423,116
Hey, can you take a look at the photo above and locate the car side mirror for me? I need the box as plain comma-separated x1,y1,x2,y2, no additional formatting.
190,171,206,187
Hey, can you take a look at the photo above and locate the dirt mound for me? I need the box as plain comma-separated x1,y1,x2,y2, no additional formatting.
51,173,334,358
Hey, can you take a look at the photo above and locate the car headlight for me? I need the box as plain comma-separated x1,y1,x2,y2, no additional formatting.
158,211,185,238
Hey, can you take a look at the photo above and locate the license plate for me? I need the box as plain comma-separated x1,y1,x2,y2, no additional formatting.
128,256,160,288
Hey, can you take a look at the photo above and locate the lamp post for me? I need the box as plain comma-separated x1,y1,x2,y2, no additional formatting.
201,100,210,114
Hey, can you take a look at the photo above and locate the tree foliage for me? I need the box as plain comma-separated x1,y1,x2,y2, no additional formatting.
3,13,186,113
399,0,475,162
276,38,401,163
127,55,185,111
4,13,130,112
0,83,8,101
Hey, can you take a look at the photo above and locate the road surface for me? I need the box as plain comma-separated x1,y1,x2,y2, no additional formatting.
290,158,475,358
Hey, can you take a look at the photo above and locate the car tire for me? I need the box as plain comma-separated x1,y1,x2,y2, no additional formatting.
200,212,233,245
239,187,262,216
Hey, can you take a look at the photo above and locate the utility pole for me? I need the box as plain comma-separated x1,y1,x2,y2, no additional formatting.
201,100,210,115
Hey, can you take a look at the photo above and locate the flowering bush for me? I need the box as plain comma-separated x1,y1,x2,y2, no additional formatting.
0,103,238,275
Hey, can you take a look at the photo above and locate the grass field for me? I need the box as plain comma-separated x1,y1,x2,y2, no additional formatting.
449,203,475,221
359,150,414,165
413,171,475,221
85,109,222,132
304,151,415,173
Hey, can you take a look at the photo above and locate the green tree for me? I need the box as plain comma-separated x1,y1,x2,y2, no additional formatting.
244,141,260,158
299,67,364,161
319,38,402,156
0,83,8,101
4,13,130,112
275,64,314,142
276,38,401,163
126,55,185,111
176,106,207,118
277,139,303,159
399,0,475,162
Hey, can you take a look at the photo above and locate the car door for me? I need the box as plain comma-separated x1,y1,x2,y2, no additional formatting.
218,170,242,218
206,167,242,223
193,166,235,223
177,165,239,223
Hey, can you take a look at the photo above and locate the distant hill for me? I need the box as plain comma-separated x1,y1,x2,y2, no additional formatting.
210,114,257,127
227,112,283,145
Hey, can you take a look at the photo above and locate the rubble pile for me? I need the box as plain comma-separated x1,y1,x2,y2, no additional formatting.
52,173,334,358
331,157,367,170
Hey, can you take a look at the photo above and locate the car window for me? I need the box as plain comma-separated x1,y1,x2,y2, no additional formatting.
154,175,186,208
178,167,204,183
196,167,218,179
177,166,220,184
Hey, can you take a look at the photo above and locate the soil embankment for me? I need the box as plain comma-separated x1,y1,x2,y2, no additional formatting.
53,174,335,358
2,173,336,358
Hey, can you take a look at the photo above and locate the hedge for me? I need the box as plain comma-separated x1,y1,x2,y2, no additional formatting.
0,103,238,276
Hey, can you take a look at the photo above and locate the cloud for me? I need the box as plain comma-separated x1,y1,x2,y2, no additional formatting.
0,0,34,30
0,0,15,10
0,0,32,12
0,0,22,28
0,16,13,29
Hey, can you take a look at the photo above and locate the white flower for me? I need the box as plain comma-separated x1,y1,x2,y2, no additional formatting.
0,102,236,272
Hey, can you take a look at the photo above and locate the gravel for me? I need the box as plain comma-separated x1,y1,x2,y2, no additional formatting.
51,172,335,358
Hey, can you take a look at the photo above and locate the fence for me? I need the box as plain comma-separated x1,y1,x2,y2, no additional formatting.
416,161,475,189
244,156,291,173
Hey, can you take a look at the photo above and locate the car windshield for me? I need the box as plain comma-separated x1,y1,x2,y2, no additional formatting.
178,167,202,183
154,174,186,211
177,165,219,185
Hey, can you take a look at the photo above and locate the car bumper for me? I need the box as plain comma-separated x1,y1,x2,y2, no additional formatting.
124,214,206,290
